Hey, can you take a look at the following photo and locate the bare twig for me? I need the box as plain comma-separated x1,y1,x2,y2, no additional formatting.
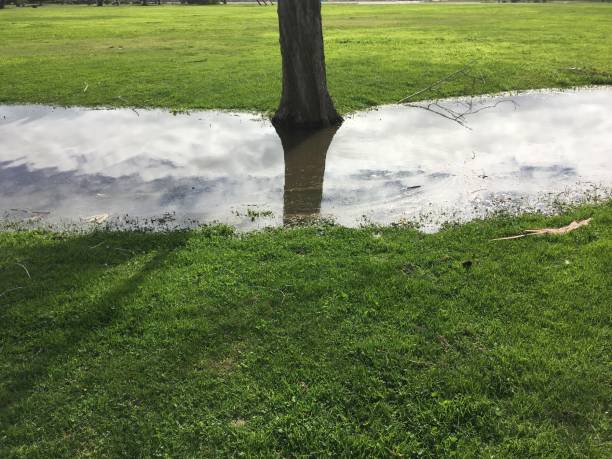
404,103,472,129
464,98,518,116
15,263,31,279
398,59,478,104
491,218,592,241
0,287,23,298
492,234,528,241
398,59,519,129
248,284,292,306
406,98,518,130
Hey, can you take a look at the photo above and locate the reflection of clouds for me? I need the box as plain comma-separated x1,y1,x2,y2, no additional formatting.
0,107,285,225
1,88,611,230
517,165,576,179
1,107,282,180
322,89,612,225
0,160,283,224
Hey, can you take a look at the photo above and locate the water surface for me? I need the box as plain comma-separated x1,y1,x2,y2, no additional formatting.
1,88,611,230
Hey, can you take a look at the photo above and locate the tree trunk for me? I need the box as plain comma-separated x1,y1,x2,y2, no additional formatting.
275,125,339,224
273,0,341,129
0,0,5,9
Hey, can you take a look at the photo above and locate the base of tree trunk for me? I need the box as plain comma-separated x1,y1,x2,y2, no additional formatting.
271,113,343,131
274,0,342,129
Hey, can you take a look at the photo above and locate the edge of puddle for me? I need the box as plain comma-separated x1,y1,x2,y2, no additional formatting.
1,85,610,119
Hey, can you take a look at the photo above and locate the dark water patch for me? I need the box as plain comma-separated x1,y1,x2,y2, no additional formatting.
0,88,611,231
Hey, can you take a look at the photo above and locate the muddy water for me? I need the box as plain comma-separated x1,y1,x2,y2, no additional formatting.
0,88,611,231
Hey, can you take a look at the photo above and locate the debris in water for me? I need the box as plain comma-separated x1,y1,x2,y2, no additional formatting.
82,213,109,224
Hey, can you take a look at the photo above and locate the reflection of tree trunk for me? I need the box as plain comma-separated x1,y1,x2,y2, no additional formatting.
275,125,339,224
273,0,341,128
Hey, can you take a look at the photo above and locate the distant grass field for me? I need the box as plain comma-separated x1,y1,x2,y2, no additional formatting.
1,202,610,457
0,3,611,113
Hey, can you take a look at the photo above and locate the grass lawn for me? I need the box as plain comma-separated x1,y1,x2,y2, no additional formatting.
0,202,610,457
0,3,610,113
1,3,611,457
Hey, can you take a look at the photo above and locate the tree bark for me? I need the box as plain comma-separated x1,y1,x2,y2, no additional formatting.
273,0,341,129
275,125,339,224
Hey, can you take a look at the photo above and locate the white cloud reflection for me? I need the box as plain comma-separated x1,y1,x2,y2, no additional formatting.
0,88,610,230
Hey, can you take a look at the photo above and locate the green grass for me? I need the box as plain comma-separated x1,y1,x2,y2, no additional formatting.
1,202,610,457
0,3,611,113
1,4,611,456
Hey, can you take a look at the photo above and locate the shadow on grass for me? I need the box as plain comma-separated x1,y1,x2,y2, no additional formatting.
0,230,193,417
0,205,609,456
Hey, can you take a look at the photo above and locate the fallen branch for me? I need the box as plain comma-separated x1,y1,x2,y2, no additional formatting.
0,287,23,298
398,59,520,129
492,218,592,241
398,59,478,104
404,102,472,129
15,263,31,279
405,98,518,130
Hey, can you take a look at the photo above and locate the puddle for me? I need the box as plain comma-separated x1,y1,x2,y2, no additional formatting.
0,88,611,231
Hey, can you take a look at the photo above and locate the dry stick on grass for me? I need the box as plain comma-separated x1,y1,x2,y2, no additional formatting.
491,218,592,241
15,263,31,279
0,287,23,298
0,263,31,300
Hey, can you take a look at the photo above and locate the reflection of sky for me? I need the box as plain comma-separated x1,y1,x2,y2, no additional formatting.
1,88,611,230
323,90,612,225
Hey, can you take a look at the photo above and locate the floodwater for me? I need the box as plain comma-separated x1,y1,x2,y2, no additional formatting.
0,88,611,231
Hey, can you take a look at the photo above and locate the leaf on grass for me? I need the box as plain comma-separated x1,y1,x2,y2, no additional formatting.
492,218,592,241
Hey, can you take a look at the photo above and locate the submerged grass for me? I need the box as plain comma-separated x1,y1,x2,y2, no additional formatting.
0,4,611,113
0,202,610,457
